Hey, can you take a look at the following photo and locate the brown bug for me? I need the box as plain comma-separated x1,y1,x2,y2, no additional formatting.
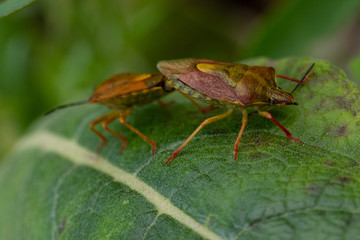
46,72,212,154
46,73,174,154
157,59,315,164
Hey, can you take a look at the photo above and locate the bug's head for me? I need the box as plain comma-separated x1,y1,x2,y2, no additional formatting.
268,88,298,106
268,63,315,106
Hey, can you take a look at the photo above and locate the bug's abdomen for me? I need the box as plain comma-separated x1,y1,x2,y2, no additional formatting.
100,87,169,109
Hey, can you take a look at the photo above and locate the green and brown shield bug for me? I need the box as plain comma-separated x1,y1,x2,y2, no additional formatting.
157,59,315,164
46,72,174,154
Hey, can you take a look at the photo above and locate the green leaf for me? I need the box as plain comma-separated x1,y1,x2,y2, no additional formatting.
0,0,36,18
1,57,360,239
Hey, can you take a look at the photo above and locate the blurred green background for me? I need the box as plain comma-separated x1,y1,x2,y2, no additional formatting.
0,0,360,158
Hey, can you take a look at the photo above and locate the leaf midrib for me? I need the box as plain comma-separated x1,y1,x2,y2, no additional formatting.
16,130,224,240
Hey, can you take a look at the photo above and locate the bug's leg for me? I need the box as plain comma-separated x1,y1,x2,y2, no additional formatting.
233,109,248,161
249,105,275,117
89,113,114,152
180,92,214,113
257,110,302,142
277,72,315,84
166,108,234,164
102,112,127,153
157,99,175,107
119,110,157,155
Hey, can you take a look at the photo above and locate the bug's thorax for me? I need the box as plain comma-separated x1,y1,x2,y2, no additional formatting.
237,66,296,106
196,63,295,106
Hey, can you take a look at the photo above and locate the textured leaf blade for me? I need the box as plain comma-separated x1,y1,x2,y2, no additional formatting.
1,57,360,240
0,0,37,18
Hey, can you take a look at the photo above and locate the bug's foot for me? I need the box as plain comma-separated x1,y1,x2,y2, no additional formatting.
233,141,240,161
96,141,105,153
151,145,157,155
165,157,173,165
233,151,238,161
166,149,180,165
302,72,315,84
120,142,127,154
289,136,302,143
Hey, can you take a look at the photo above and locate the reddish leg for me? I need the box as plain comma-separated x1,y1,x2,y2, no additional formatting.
90,114,113,152
277,72,315,84
166,109,234,164
257,110,302,142
180,92,215,113
119,115,157,155
233,109,248,161
102,114,127,153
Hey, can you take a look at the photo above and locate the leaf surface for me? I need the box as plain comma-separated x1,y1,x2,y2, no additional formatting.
1,57,360,240
0,0,36,18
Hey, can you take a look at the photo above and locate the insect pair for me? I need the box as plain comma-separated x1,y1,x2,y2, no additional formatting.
48,59,315,164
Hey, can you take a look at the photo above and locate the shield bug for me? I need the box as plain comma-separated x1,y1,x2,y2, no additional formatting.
157,59,315,164
46,72,174,154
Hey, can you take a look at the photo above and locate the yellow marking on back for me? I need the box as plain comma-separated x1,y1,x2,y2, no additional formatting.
196,63,248,87
133,73,152,82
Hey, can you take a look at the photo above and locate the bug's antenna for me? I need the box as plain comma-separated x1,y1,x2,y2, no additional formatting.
44,100,88,116
291,63,315,94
